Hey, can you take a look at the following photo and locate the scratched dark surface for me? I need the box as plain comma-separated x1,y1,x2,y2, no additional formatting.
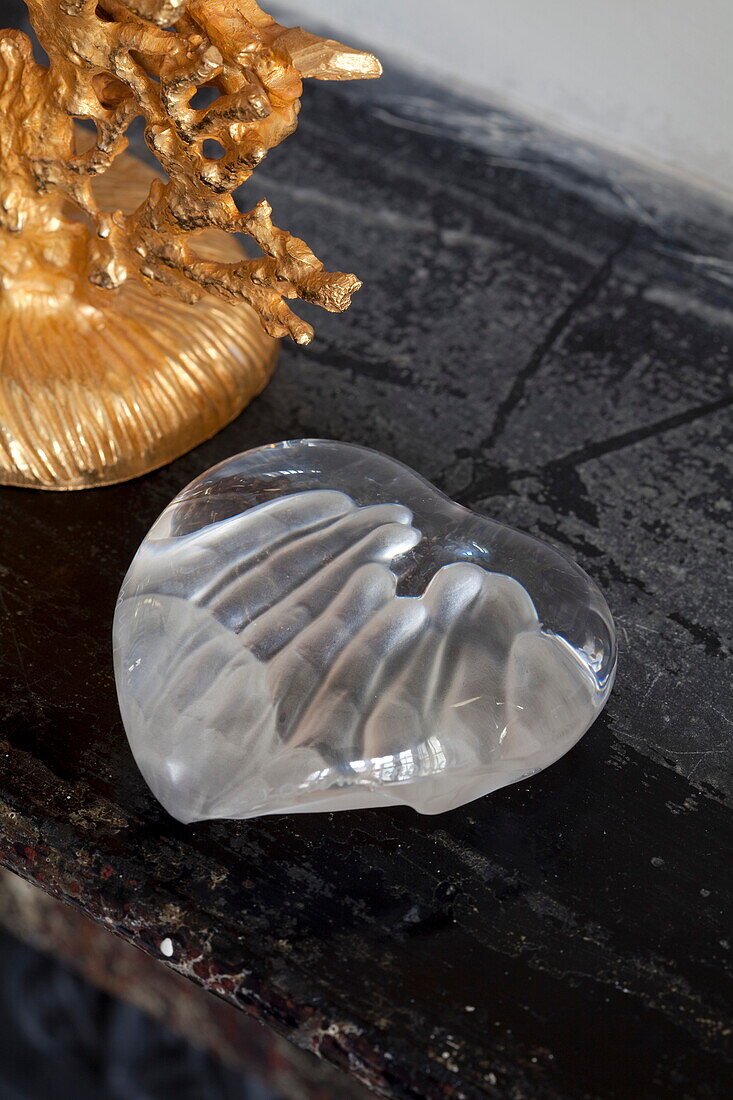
1,5,732,1097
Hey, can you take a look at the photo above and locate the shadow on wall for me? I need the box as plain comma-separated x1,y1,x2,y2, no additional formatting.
276,0,733,198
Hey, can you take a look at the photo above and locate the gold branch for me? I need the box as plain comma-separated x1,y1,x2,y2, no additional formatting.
2,0,381,341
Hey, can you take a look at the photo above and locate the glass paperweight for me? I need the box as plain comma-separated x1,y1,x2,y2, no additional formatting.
114,440,617,823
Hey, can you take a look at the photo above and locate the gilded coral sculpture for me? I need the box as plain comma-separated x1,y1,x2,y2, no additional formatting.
0,2,380,488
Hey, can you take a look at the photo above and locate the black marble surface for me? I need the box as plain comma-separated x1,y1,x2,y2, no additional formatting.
0,6,732,1097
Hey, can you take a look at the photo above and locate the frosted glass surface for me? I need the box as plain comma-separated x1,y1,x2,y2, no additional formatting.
114,440,617,822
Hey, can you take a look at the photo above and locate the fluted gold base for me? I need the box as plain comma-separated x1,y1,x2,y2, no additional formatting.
0,150,279,490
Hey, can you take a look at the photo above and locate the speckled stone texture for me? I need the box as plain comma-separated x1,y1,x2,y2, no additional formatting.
0,4,731,1097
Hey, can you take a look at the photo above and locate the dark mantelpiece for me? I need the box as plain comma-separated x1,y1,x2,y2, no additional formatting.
0,5,731,1097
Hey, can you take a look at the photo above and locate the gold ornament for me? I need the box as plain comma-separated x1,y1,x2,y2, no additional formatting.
0,2,381,489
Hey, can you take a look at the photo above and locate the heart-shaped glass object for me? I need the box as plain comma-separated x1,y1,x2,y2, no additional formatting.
114,440,616,822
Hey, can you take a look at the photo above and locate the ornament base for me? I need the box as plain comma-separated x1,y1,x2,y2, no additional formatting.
0,149,279,491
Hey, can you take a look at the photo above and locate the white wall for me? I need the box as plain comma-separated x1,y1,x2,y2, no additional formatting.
284,0,733,197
